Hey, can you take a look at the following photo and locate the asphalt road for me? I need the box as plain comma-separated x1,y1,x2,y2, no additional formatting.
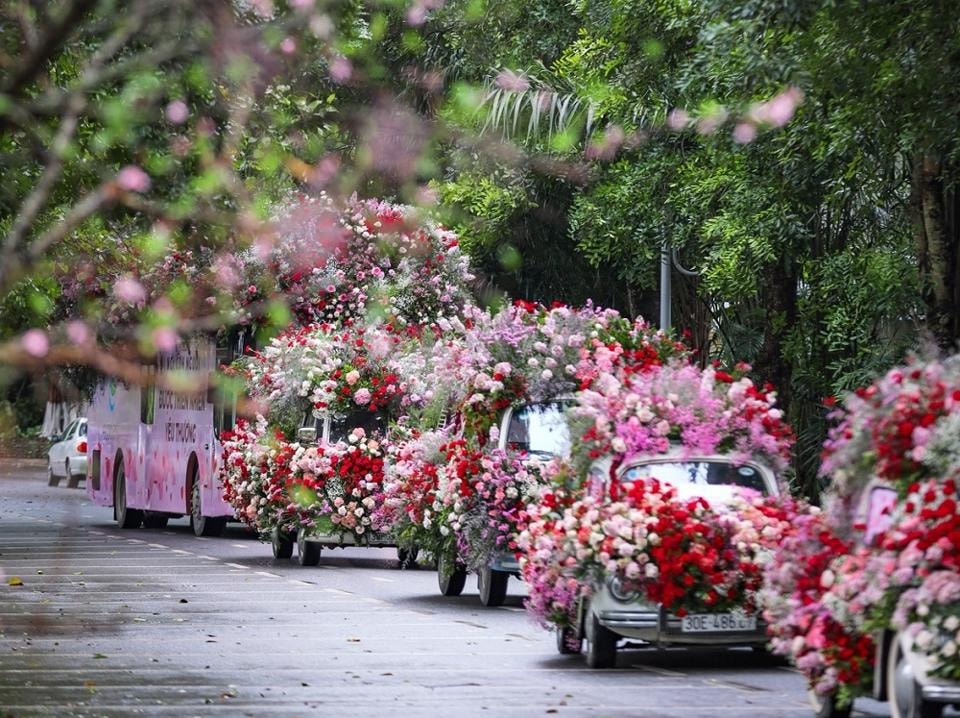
0,461,895,718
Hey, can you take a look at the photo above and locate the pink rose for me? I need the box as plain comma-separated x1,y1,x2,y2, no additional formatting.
354,388,371,405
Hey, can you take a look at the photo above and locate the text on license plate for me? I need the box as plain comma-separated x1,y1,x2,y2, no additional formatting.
680,613,757,633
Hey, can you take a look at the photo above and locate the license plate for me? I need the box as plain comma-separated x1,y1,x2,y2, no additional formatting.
680,613,757,633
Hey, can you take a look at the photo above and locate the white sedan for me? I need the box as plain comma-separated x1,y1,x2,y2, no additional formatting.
47,418,87,488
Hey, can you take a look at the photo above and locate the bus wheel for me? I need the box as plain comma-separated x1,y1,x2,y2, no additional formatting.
297,529,321,566
115,463,143,529
272,528,294,560
143,512,169,530
190,477,226,537
478,565,509,607
888,634,944,718
437,552,466,597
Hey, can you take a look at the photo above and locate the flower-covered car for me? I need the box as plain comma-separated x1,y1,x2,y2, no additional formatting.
571,451,780,667
443,398,573,607
268,408,395,566
519,361,796,668
764,355,960,718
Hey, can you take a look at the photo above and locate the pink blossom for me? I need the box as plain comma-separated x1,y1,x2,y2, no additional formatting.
353,388,372,405
494,69,530,93
329,56,352,83
165,100,188,124
114,275,146,305
21,329,49,358
732,122,757,144
152,327,178,353
280,37,297,55
751,86,804,128
116,165,150,193
66,321,92,345
666,109,690,130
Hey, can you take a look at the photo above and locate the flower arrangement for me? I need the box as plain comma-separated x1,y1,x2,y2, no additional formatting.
285,427,390,541
766,354,960,702
220,416,300,536
568,361,794,475
519,473,795,630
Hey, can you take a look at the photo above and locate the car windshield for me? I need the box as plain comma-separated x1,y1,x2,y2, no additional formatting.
506,401,572,459
329,410,385,443
621,460,769,500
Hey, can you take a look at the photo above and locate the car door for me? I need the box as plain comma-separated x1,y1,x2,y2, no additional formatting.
51,420,76,473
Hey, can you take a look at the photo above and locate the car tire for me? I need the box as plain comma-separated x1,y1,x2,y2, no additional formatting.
272,528,294,560
297,529,322,566
47,464,60,487
143,512,169,530
887,633,944,718
585,610,617,669
66,460,81,489
115,463,143,529
478,565,509,607
190,475,226,537
437,552,467,597
397,545,420,569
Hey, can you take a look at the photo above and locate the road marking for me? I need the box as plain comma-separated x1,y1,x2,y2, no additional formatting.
368,576,393,583
231,544,247,549
254,571,280,578
225,563,248,570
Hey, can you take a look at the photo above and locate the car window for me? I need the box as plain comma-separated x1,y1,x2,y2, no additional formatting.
621,461,770,497
78,422,87,438
61,421,77,439
506,401,572,459
329,410,385,443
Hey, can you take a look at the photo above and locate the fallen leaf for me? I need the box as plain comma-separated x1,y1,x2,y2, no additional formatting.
7,577,22,586
93,653,107,659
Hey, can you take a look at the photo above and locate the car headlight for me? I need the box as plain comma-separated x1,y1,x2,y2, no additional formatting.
608,576,639,603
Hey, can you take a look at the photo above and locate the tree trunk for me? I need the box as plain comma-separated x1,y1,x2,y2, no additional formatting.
912,155,960,350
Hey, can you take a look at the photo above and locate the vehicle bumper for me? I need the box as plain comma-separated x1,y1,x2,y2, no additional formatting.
303,530,394,548
71,456,88,476
489,551,521,574
592,588,766,646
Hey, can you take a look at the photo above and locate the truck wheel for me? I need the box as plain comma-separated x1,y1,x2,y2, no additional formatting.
297,529,322,566
478,565,509,607
272,529,294,559
190,475,226,537
585,611,617,669
437,552,466,597
888,634,944,718
115,463,143,529
808,689,852,718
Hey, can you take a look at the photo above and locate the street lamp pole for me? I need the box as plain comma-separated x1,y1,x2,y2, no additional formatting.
659,239,671,331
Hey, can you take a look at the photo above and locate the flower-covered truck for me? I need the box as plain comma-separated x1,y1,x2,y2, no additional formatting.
765,355,960,718
520,361,796,667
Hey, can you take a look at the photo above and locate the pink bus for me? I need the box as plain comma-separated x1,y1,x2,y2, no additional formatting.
86,335,242,536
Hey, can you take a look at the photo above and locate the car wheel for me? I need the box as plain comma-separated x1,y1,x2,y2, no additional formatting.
808,689,853,718
888,633,944,718
478,565,509,607
556,624,582,655
272,528,294,560
190,475,226,537
297,529,322,566
47,464,60,487
143,512,169,530
437,552,467,597
397,545,420,569
585,610,617,669
115,462,143,529
66,460,81,489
